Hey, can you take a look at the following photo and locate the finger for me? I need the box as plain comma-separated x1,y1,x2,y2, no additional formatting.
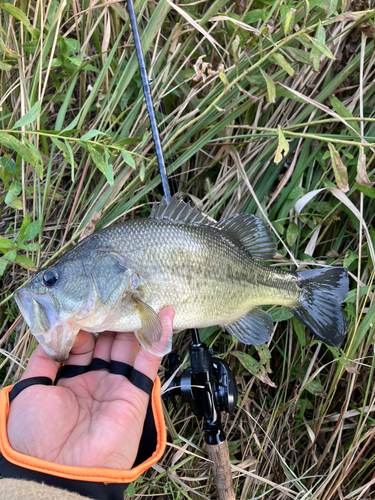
21,344,60,381
110,331,139,367
133,307,175,381
63,330,95,367
92,331,116,362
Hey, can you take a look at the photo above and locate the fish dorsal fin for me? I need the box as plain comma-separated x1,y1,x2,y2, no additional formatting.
215,214,277,260
150,195,214,226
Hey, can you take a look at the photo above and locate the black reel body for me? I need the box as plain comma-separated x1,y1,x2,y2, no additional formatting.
163,331,238,445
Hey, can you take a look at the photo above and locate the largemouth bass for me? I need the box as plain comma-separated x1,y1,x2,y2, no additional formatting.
14,196,349,361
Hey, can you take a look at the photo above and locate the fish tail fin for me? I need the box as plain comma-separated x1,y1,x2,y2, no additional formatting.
291,267,349,346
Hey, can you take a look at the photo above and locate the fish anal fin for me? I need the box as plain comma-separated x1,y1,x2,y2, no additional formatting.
150,195,214,226
222,308,274,346
216,214,277,260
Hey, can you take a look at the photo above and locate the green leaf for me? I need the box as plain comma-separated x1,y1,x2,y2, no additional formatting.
62,113,80,132
255,344,272,372
244,10,264,23
5,190,23,210
329,97,360,136
13,101,41,129
0,132,40,170
112,138,140,149
15,254,36,270
283,8,296,36
328,143,349,192
140,163,145,182
81,129,107,142
232,351,276,387
23,219,42,241
0,61,13,70
274,126,289,164
140,130,149,148
121,150,136,169
3,248,17,262
305,379,325,396
0,258,8,276
355,182,375,199
24,242,43,251
310,37,335,61
287,222,298,246
286,47,311,65
68,55,83,66
345,284,375,303
88,144,114,186
63,38,80,55
27,27,40,39
23,137,44,179
260,69,276,103
270,306,294,322
9,181,21,196
47,0,60,26
343,249,358,268
293,317,306,347
349,301,375,357
270,53,294,77
0,236,15,251
51,137,76,178
323,0,338,16
0,2,30,27
0,157,16,176
19,212,31,235
127,483,135,498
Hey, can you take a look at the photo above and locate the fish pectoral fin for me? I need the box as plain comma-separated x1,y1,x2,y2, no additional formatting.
132,294,173,356
221,308,274,346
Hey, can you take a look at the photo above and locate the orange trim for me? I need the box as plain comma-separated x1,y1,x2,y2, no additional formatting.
0,378,166,483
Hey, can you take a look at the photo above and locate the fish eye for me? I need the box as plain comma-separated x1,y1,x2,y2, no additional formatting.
43,269,59,287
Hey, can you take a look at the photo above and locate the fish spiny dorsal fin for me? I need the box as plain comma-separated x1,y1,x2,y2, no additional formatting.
150,195,215,226
215,214,277,260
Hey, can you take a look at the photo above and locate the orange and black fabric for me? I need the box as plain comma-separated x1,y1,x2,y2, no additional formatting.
0,361,167,500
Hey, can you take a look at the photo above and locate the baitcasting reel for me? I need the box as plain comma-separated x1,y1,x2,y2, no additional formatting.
163,330,238,445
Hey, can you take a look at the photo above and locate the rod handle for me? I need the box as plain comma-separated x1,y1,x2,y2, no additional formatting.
206,440,236,500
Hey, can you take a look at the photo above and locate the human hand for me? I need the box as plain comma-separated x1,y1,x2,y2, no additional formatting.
7,307,174,470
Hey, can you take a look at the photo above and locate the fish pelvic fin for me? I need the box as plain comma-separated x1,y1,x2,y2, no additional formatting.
215,214,277,260
221,308,274,346
291,267,349,347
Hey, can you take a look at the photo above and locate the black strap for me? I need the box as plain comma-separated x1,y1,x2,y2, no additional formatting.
90,358,110,371
109,360,133,378
9,360,153,402
9,377,52,404
129,369,153,396
56,364,89,384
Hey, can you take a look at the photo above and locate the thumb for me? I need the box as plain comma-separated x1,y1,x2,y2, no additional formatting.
21,344,60,382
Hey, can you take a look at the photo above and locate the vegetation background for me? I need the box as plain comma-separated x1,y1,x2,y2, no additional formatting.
1,0,375,498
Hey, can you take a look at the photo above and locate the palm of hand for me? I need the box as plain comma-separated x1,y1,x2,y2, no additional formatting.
7,308,174,471
8,372,147,470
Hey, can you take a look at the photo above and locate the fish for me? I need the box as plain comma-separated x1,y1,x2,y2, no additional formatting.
14,196,349,361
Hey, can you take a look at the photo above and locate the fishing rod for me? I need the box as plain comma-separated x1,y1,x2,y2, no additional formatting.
126,1,237,498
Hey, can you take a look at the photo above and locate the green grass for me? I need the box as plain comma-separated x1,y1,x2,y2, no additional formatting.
1,0,375,498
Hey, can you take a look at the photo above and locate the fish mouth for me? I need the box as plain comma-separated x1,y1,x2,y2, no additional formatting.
14,288,80,361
